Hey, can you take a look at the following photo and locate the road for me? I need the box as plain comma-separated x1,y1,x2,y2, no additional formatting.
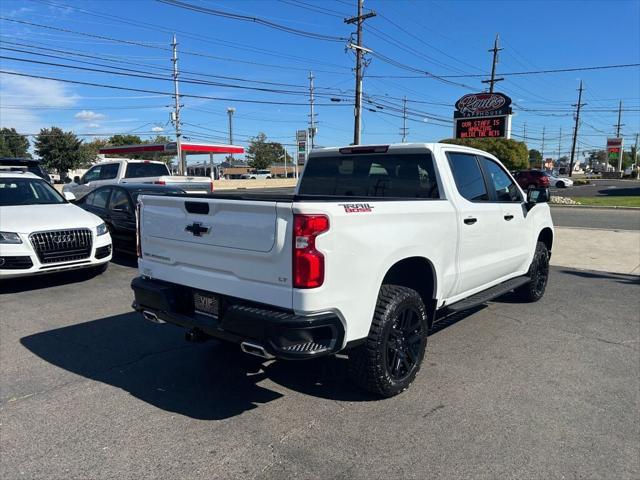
550,207,640,230
550,179,640,198
1,261,638,479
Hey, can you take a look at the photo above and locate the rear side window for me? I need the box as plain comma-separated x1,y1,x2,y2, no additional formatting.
99,163,120,180
446,152,488,201
125,162,170,178
87,188,111,209
298,153,440,199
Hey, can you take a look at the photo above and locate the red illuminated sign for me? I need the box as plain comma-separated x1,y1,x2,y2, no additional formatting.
455,116,506,139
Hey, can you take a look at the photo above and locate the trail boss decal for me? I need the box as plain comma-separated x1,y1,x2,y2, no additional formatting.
339,203,374,213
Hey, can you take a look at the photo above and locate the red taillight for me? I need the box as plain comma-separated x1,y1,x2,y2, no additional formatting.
136,201,142,258
293,214,329,289
154,180,166,185
541,176,550,186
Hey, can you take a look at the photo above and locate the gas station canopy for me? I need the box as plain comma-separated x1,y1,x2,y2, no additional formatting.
98,141,244,156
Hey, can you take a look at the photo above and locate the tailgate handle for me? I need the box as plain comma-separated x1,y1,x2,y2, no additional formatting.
185,201,209,215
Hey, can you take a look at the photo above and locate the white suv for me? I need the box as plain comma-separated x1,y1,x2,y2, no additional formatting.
0,172,112,279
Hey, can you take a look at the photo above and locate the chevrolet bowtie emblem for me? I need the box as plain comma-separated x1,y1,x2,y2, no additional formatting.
185,222,210,237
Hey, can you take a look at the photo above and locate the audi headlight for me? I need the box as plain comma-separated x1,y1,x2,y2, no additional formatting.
0,232,22,244
96,223,108,236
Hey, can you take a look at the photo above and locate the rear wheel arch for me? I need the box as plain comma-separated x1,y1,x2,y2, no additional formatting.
381,257,437,327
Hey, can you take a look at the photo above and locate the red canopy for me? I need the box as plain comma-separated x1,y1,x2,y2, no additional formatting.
99,141,244,155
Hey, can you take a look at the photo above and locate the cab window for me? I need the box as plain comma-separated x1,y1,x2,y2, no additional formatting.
446,152,489,201
99,163,120,180
82,166,101,183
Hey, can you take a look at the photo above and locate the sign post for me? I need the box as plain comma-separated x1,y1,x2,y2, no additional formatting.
296,129,308,166
606,137,624,172
453,92,512,139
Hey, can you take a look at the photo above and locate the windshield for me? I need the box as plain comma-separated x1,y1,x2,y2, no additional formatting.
0,177,65,206
124,162,170,178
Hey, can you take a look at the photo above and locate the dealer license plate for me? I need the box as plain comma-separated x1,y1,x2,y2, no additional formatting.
193,291,220,317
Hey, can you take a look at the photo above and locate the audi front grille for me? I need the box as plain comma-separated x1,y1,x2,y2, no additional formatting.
29,229,93,264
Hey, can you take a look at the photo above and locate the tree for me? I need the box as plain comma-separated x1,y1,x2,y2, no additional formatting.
107,134,144,146
0,127,30,158
529,149,542,165
34,127,83,178
79,138,108,167
439,137,529,170
245,132,289,170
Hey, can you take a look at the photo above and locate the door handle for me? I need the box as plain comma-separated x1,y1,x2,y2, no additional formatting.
504,214,514,221
464,217,477,225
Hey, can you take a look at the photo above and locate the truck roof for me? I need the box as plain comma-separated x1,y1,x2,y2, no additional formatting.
309,142,496,158
93,158,165,165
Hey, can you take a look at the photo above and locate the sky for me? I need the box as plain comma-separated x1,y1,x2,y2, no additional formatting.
1,0,639,164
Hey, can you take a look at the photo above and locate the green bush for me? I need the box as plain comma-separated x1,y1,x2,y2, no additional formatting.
439,137,529,170
573,179,590,185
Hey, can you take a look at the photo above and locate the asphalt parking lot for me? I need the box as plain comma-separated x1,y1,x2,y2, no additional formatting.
1,257,638,479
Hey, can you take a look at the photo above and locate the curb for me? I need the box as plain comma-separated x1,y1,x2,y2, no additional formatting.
550,204,640,211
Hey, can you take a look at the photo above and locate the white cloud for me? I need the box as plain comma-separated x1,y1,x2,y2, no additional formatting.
0,71,80,133
152,126,164,132
87,123,101,129
74,110,106,122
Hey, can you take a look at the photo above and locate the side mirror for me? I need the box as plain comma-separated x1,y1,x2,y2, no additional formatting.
527,187,550,206
73,176,81,184
63,191,76,201
64,177,72,184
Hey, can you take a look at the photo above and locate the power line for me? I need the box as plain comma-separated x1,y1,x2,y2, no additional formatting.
156,0,349,42
0,70,356,106
0,17,349,74
366,62,640,78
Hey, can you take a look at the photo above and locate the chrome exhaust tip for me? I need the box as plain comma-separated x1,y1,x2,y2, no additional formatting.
240,341,274,359
142,310,164,324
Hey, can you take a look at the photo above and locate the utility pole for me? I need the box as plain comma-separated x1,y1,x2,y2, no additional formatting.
227,107,235,162
569,80,586,177
400,96,408,142
345,0,376,145
615,101,625,172
634,133,639,178
308,71,316,149
523,122,527,144
615,101,624,137
171,33,184,175
481,34,504,93
540,126,546,169
557,127,562,165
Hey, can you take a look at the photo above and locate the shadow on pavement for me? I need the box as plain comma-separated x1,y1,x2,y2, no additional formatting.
597,186,640,196
558,269,639,285
20,306,484,419
0,266,104,294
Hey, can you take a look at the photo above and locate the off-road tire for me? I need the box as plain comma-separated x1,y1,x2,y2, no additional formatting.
515,241,549,302
348,285,429,398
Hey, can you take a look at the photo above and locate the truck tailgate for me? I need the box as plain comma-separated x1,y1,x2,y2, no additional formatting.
138,194,294,308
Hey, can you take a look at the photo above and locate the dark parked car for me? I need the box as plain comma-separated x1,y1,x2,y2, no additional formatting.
76,184,185,255
514,170,551,190
0,158,51,183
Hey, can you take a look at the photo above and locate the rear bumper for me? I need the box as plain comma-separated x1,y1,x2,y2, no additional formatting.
131,276,344,360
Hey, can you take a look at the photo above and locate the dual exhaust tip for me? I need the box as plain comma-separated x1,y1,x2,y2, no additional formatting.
141,310,273,360
240,341,274,360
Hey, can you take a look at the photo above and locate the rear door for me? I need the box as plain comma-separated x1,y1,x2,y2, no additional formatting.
138,195,294,308
107,187,136,252
445,151,509,295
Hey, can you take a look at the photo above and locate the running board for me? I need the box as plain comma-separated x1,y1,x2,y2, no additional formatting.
444,276,531,313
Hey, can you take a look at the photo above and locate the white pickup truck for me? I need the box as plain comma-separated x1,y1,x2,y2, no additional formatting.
131,143,553,397
63,158,213,199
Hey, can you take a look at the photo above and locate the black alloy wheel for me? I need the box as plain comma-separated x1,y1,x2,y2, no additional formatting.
385,306,424,381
